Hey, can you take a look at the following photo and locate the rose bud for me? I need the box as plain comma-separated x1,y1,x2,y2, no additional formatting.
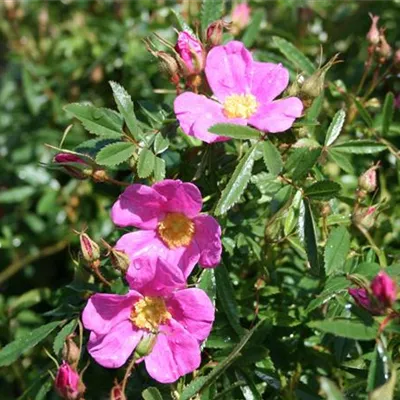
348,288,384,315
377,29,392,63
101,239,130,273
133,333,157,358
110,382,126,400
55,362,85,400
79,232,100,264
54,153,92,180
206,20,228,47
231,2,251,34
62,336,80,367
156,51,180,84
371,272,397,308
358,164,378,193
366,13,380,45
175,31,205,76
352,206,377,230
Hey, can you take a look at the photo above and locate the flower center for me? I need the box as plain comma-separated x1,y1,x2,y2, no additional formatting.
157,212,195,249
130,297,171,331
223,94,258,119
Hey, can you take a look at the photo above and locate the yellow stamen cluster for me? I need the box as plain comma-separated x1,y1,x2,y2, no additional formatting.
223,94,258,119
157,212,195,249
130,297,172,331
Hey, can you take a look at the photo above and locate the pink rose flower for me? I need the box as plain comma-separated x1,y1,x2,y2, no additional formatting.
232,3,251,31
55,361,83,400
174,41,303,143
175,31,205,75
82,257,215,383
111,179,222,280
371,272,397,307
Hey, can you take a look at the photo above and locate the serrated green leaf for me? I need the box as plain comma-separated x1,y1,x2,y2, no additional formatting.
171,9,195,36
367,343,389,392
137,148,155,178
200,0,224,32
153,134,170,154
0,186,35,204
142,387,163,400
304,181,341,200
298,199,320,274
95,142,135,166
286,147,321,181
272,36,315,75
197,269,216,305
319,377,345,400
324,226,350,275
325,109,346,146
327,148,355,174
242,9,265,48
332,140,386,154
153,156,166,181
353,97,373,127
109,81,139,140
208,123,261,140
308,319,378,340
0,320,62,367
382,92,394,136
64,103,123,138
215,142,259,215
53,319,78,356
262,140,283,177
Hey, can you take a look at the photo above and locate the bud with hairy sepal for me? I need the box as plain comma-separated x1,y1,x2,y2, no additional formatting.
366,13,380,45
55,361,86,400
175,31,205,76
352,206,377,230
78,232,100,264
377,28,392,63
54,153,92,180
133,333,157,358
300,54,340,101
101,240,130,273
371,272,397,308
206,20,228,47
62,336,80,367
358,164,379,193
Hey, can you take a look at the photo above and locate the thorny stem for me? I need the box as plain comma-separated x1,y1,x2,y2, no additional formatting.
378,138,400,160
378,312,399,334
121,355,137,395
91,264,112,287
356,50,374,96
103,176,131,187
362,61,394,101
356,224,387,267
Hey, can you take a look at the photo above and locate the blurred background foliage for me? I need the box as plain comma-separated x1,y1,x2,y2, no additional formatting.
1,0,400,399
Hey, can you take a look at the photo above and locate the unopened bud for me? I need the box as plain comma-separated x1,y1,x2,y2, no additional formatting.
54,153,92,180
377,29,392,62
134,333,157,358
156,51,180,83
79,232,100,264
358,164,378,193
231,3,251,34
110,249,130,273
371,272,397,308
55,362,86,400
353,206,377,230
206,20,227,47
366,13,380,45
175,31,205,76
62,336,80,367
110,382,126,400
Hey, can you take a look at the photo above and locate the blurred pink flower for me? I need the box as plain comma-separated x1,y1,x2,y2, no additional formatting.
55,362,83,400
232,3,251,32
371,272,397,307
111,179,222,280
175,31,205,75
174,41,303,143
82,257,215,383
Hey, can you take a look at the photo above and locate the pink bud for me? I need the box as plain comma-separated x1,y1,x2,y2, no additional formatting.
231,3,251,32
110,383,126,400
79,232,100,264
54,153,90,180
55,362,84,400
175,31,205,76
348,288,384,315
206,20,226,47
366,13,380,45
353,206,377,230
371,272,397,308
358,165,378,193
377,28,392,62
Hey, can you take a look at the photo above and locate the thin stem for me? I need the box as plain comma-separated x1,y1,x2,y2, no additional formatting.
357,224,387,267
356,51,373,96
121,355,137,394
77,319,84,366
91,265,112,287
104,176,131,187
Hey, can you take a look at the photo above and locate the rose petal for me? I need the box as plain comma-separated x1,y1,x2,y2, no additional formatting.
130,256,186,296
111,184,166,229
251,62,289,103
193,214,222,267
205,41,254,101
249,97,303,133
82,291,141,336
144,320,201,383
174,92,231,143
153,179,203,218
167,288,215,342
87,320,143,368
